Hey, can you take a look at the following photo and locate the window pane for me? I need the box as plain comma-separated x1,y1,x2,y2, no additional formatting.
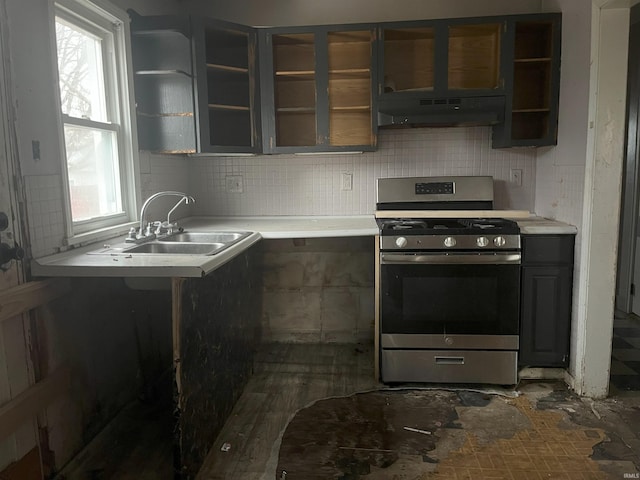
55,18,108,122
63,125,122,221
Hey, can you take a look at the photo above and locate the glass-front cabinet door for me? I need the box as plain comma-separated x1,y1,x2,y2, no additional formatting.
193,18,260,153
262,26,376,153
380,20,503,96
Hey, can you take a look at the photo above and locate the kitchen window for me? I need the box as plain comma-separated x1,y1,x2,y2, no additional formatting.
54,0,139,240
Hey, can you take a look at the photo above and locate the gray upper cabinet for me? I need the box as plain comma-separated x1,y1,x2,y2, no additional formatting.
377,17,507,127
129,12,260,154
192,18,261,154
379,18,505,96
130,11,561,154
129,12,197,153
260,25,377,153
492,13,562,148
378,13,561,148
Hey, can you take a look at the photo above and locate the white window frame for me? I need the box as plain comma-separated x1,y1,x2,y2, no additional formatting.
53,0,140,245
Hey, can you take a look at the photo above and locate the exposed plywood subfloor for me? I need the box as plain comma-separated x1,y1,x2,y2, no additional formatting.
58,343,640,479
274,388,637,479
429,395,610,479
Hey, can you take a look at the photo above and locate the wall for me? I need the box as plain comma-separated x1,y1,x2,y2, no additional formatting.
25,152,191,259
9,0,545,257
262,237,374,343
536,0,592,385
190,127,537,216
182,0,543,26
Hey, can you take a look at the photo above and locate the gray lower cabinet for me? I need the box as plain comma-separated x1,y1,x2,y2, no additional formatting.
519,234,575,367
174,245,262,477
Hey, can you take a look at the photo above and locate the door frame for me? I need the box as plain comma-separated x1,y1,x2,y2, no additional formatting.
617,5,640,314
0,0,39,475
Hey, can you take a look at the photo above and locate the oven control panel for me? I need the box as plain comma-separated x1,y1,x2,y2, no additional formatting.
381,234,521,251
414,182,454,195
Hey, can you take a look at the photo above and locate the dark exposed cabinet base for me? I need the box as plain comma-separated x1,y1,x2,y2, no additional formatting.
519,234,575,368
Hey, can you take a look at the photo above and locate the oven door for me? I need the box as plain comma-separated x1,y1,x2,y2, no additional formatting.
380,251,520,349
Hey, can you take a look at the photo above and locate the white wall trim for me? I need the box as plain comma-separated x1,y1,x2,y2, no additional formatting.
575,3,629,398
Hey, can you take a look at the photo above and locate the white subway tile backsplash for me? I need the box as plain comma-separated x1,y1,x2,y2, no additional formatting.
24,175,66,258
190,127,537,215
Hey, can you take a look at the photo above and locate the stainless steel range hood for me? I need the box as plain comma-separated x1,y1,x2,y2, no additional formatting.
377,95,505,128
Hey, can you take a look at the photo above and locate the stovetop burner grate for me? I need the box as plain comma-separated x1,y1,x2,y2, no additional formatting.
378,217,520,236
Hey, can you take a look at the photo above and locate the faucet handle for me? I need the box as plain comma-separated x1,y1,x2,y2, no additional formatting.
145,222,156,237
125,227,138,243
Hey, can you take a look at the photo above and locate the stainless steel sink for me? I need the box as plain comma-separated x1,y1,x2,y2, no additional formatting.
160,231,251,244
124,242,226,255
89,230,253,256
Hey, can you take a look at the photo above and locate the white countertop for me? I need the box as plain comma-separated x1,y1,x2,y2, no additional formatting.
180,215,379,239
516,216,578,235
30,214,576,278
31,215,378,278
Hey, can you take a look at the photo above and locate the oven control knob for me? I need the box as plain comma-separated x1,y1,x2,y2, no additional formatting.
443,236,456,248
494,236,507,247
395,237,408,248
476,236,489,247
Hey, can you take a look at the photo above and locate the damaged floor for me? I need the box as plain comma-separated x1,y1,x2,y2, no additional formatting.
200,344,640,480
276,386,640,479
60,343,640,479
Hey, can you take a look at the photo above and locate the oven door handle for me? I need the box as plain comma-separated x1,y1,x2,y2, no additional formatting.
380,252,521,265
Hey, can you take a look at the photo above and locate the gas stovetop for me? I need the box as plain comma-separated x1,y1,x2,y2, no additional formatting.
377,217,520,236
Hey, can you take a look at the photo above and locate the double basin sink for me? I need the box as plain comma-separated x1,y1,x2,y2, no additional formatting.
91,231,252,256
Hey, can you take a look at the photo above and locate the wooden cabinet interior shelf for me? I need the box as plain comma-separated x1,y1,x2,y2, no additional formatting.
510,20,554,141
448,23,501,90
383,27,435,92
328,30,373,146
207,63,248,74
273,33,317,147
135,70,192,77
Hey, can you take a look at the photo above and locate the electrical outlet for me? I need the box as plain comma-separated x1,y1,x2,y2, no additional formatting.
226,175,243,193
341,173,353,191
510,168,523,187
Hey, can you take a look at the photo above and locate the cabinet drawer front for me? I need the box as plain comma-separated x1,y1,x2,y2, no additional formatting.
522,235,575,265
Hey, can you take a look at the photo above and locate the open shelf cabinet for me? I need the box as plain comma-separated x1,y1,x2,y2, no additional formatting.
129,12,196,153
493,13,561,147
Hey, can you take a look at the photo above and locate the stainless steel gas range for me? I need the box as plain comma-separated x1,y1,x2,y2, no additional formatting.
376,176,521,385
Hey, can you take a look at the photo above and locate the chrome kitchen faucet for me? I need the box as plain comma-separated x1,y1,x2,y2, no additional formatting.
127,191,195,242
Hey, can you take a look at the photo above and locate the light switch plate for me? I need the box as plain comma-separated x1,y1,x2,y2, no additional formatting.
226,175,243,193
509,169,522,187
341,173,353,191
